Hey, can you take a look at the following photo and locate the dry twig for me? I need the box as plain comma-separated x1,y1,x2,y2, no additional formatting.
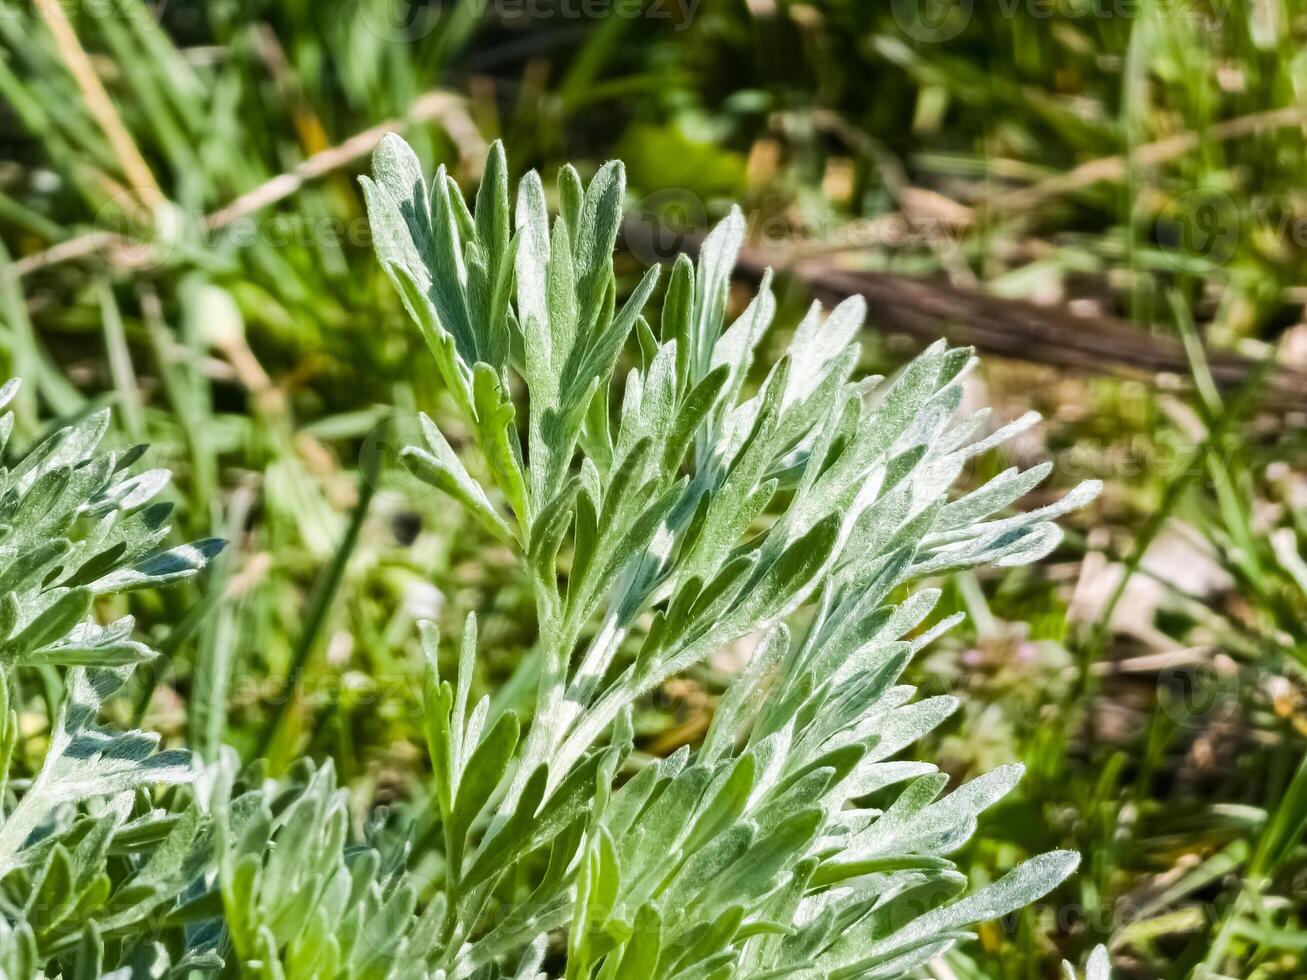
10,91,481,277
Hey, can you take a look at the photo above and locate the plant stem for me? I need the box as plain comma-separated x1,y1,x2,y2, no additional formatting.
253,456,377,762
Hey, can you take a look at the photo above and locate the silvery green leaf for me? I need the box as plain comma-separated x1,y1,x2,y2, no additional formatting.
88,538,224,592
929,478,1103,547
402,414,516,543
783,297,864,408
91,467,171,514
939,461,1053,531
1065,944,1112,980
449,711,519,879
0,918,39,979
858,850,1080,965
860,695,958,762
850,937,960,980
2,587,92,662
852,765,1025,860
23,616,155,668
700,625,788,765
0,383,225,956
360,142,1101,979
11,409,110,495
0,668,191,875
691,207,746,379
0,378,20,410
573,159,625,334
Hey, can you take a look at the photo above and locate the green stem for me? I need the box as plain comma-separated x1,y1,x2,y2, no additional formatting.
253,458,377,763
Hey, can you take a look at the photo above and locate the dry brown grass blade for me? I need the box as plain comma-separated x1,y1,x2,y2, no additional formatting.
987,106,1307,212
10,90,482,277
768,257,1307,413
623,217,1307,413
34,0,164,209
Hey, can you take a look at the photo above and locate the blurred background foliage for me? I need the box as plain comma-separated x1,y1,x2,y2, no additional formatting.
3,0,1307,976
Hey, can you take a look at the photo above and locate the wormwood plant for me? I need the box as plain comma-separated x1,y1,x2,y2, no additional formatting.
0,384,449,977
357,135,1103,977
0,378,224,973
0,138,1106,979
